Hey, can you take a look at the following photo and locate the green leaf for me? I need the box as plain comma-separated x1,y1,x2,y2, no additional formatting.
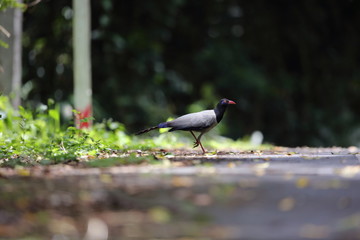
49,108,60,131
49,109,59,121
0,0,26,11
0,40,9,48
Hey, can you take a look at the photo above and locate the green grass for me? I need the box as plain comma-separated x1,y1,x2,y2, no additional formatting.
0,96,270,168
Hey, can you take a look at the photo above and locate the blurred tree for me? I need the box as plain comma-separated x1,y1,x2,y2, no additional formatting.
0,0,24,107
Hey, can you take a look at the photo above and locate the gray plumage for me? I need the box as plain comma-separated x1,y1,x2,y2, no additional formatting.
166,110,217,132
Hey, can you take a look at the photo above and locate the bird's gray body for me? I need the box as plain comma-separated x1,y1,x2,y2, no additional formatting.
166,110,218,132
135,98,236,153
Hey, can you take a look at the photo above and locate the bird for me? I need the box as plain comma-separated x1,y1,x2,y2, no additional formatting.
136,98,236,153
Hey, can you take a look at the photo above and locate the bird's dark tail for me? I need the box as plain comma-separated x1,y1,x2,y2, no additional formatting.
135,126,159,135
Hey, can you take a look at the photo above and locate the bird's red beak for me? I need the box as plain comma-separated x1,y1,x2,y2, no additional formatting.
228,100,236,104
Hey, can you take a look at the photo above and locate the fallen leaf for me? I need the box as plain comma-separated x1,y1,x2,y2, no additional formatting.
278,197,295,211
15,167,31,177
254,162,270,169
171,176,193,187
148,207,171,223
100,173,112,184
227,162,236,168
296,177,309,188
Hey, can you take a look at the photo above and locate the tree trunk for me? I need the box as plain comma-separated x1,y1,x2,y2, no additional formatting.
0,4,23,108
73,0,92,128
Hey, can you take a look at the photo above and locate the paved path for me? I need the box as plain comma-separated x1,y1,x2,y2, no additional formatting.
1,148,360,239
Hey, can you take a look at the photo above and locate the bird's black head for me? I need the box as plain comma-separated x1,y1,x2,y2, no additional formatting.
214,98,236,123
218,98,236,106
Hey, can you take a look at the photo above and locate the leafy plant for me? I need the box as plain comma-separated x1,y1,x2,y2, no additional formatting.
0,96,267,167
0,96,103,166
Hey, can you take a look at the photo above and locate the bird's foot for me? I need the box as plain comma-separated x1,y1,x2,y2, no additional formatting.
193,141,200,148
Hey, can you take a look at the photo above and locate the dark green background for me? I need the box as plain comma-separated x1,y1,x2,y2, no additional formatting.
22,0,360,147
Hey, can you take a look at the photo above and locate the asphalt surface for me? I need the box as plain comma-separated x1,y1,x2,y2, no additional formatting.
1,148,360,239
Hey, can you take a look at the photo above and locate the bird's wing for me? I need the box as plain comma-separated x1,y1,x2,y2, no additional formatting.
167,110,217,131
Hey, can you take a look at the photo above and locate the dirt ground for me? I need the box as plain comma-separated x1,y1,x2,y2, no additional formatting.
1,147,360,239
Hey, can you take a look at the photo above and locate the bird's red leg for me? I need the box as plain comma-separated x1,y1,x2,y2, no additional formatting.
197,140,206,154
190,131,206,154
190,131,199,147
